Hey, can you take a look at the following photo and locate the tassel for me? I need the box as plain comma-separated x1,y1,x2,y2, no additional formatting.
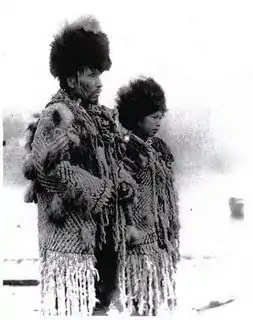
90,178,113,216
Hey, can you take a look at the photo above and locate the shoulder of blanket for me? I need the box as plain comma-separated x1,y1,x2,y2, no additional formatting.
25,101,76,152
38,101,75,131
151,136,174,163
125,134,149,162
99,104,111,114
98,105,115,120
99,105,112,119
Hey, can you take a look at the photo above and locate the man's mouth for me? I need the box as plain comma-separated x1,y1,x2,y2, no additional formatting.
87,89,101,101
91,90,101,99
94,88,102,95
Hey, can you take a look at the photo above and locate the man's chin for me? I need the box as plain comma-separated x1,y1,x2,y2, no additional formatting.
78,91,100,104
89,97,99,105
88,93,100,104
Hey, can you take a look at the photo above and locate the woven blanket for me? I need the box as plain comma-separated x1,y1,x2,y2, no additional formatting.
24,89,136,315
116,133,180,316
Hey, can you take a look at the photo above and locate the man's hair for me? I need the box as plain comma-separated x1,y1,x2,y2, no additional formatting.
115,77,167,131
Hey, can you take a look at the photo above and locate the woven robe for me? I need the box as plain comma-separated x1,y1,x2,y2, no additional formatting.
24,89,135,316
117,133,180,316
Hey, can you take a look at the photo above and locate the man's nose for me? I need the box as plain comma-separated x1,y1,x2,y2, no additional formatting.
96,78,102,89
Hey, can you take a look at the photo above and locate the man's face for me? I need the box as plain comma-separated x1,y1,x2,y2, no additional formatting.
138,110,164,138
74,68,102,104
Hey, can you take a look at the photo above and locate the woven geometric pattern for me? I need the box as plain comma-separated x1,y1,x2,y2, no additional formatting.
37,193,97,255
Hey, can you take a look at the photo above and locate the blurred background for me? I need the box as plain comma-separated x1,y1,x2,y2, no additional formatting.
1,0,253,318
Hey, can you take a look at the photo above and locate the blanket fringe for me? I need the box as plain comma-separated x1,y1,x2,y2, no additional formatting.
40,251,98,316
118,251,176,316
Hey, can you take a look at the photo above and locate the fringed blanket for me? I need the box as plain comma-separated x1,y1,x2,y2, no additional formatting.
24,89,136,315
118,249,176,316
116,133,180,316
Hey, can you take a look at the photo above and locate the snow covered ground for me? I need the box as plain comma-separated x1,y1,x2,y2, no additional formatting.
1,174,253,318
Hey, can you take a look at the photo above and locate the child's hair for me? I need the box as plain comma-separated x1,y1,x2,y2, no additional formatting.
115,77,167,130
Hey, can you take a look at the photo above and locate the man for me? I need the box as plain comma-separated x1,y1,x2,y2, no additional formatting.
24,15,136,316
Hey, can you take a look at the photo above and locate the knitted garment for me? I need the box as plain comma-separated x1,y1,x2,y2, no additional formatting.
24,89,135,316
117,133,180,316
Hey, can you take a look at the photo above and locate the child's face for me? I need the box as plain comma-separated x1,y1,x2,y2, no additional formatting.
138,111,164,138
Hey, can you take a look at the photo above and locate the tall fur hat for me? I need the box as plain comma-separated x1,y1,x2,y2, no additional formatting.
50,15,112,79
115,77,167,131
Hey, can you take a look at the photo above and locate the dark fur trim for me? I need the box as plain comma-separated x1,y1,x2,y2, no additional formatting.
24,182,37,204
45,103,74,129
74,191,92,215
52,109,61,126
116,77,167,131
49,194,66,226
23,157,36,180
126,226,146,246
27,121,38,132
118,167,138,203
43,150,63,175
25,120,39,151
67,129,80,147
80,227,95,251
50,16,111,79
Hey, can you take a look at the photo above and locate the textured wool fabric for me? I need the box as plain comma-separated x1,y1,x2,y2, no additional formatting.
24,89,136,316
116,133,180,316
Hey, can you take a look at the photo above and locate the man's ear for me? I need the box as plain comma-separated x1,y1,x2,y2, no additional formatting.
66,77,76,89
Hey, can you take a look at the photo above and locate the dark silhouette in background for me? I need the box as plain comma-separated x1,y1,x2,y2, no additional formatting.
229,197,244,220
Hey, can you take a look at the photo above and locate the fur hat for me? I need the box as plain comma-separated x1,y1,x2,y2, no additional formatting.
50,15,112,79
115,77,167,131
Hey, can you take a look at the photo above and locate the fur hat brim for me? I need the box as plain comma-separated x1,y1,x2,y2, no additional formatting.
50,15,111,79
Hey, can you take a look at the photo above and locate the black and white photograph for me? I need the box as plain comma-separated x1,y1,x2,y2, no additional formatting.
1,0,253,318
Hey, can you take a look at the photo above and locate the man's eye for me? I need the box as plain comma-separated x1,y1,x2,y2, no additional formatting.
91,70,99,77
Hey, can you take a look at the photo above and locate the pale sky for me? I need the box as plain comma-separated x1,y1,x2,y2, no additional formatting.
1,0,253,167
